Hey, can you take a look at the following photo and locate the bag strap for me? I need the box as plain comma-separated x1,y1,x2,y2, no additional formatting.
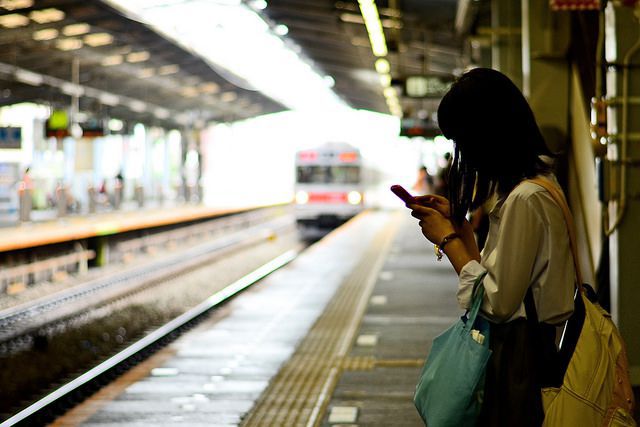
528,177,584,293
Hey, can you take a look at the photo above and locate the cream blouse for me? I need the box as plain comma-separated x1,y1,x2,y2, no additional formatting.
457,175,575,324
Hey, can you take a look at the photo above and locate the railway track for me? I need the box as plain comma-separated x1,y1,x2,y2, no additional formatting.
0,247,298,427
0,212,294,345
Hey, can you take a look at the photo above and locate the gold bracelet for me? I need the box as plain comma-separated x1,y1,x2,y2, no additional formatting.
434,232,460,261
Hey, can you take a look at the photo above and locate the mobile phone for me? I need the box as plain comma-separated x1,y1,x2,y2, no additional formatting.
390,184,415,203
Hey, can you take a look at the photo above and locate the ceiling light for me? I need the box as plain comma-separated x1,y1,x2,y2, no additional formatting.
138,68,155,78
379,73,391,87
154,108,170,119
101,55,123,66
158,64,179,75
0,13,29,28
199,82,219,94
127,51,150,63
324,75,335,88
221,91,238,102
33,28,58,41
128,100,147,112
383,87,396,98
56,38,83,51
249,0,267,9
84,32,113,47
99,92,120,106
180,87,199,98
358,0,388,57
340,13,364,24
61,82,84,97
274,24,288,36
0,0,34,10
30,8,65,24
108,118,124,131
375,58,390,74
63,23,90,36
14,69,43,86
381,19,403,29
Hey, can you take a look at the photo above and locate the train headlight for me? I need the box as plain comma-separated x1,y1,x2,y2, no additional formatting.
348,191,362,205
295,191,309,204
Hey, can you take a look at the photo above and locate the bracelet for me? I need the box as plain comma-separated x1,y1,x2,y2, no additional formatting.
434,232,460,261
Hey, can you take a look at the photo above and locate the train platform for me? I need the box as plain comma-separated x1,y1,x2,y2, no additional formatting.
0,204,278,253
48,209,459,426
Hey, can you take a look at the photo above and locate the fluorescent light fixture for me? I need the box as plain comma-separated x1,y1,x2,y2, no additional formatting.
101,55,123,66
274,24,288,36
180,87,199,98
14,69,43,86
375,58,390,74
84,32,114,47
324,75,335,88
383,87,396,98
98,92,120,106
33,28,58,40
60,82,84,97
358,0,388,57
108,118,124,131
381,19,402,29
127,51,150,63
340,13,364,24
0,13,29,28
154,108,170,119
30,8,65,24
221,91,238,103
138,68,155,78
0,0,34,10
379,73,391,87
199,82,219,94
63,23,90,36
56,38,83,51
103,0,347,112
128,100,147,112
249,0,267,10
158,64,180,75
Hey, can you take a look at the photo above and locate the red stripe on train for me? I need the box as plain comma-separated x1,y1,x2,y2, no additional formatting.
308,192,348,203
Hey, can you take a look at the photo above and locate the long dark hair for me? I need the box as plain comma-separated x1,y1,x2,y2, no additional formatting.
437,68,552,224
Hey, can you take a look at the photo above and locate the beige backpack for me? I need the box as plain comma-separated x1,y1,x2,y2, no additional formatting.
530,177,636,426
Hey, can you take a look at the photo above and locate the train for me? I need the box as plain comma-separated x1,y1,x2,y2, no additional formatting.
294,142,365,234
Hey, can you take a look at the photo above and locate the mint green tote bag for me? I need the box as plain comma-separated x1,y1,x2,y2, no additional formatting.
414,273,491,426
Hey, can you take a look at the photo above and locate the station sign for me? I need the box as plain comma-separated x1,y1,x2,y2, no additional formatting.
0,127,21,149
45,109,70,138
404,75,454,99
400,118,440,138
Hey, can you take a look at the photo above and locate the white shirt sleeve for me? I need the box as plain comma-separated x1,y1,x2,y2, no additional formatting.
457,260,486,310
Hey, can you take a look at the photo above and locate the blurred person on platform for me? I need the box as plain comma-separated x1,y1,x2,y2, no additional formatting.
412,166,432,195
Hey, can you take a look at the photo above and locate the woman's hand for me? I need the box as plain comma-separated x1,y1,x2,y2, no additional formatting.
409,194,481,262
406,202,456,245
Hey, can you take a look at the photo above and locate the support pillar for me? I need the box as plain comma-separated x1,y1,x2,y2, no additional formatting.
521,0,571,154
605,3,640,385
491,0,523,88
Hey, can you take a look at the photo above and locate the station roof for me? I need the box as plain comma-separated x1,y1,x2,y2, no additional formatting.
0,0,286,128
0,0,469,128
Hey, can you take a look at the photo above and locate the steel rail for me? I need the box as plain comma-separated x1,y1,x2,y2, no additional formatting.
0,249,298,427
0,215,293,342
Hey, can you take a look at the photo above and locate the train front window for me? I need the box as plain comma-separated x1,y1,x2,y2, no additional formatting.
297,166,360,184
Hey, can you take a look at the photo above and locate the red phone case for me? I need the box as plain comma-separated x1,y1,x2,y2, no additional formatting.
390,185,415,203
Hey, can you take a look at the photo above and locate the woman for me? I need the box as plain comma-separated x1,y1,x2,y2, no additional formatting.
407,68,575,425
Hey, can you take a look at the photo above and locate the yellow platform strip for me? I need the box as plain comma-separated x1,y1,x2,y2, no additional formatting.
241,212,401,427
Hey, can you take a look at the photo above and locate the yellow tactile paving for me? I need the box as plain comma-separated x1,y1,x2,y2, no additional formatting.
241,212,402,427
